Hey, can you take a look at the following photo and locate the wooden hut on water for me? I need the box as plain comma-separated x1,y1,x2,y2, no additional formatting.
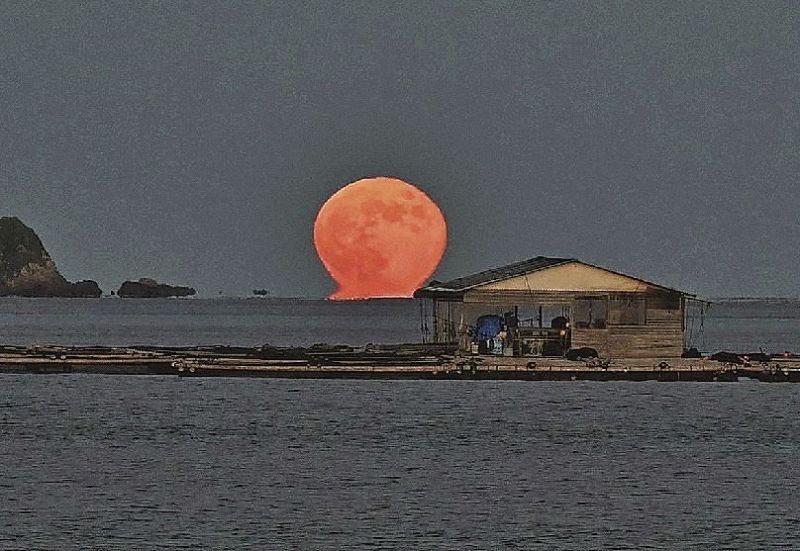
414,256,695,358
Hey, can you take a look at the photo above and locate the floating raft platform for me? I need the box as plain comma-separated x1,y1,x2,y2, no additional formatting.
1,344,800,382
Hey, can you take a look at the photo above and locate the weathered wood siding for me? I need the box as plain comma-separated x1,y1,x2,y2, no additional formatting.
478,261,652,292
570,326,684,358
432,289,686,357
606,324,683,358
572,300,684,357
571,328,609,353
463,290,575,305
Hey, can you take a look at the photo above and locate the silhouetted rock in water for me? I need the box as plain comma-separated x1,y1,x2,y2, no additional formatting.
117,278,196,298
0,216,102,297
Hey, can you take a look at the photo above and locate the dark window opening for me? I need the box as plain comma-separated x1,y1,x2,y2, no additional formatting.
647,293,681,311
609,296,646,325
574,297,608,329
515,306,570,328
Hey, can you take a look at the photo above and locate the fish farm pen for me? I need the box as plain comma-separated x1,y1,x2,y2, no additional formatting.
2,258,795,382
2,344,800,382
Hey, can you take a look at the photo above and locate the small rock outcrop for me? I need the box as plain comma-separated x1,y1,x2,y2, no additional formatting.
0,217,102,297
117,278,196,298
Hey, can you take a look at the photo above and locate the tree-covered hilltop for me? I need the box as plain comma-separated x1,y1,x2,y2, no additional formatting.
0,216,102,297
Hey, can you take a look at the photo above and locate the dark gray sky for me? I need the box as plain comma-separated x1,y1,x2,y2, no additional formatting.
2,2,798,297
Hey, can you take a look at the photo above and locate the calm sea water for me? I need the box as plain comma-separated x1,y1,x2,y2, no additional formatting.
1,297,799,353
0,298,423,349
2,298,800,549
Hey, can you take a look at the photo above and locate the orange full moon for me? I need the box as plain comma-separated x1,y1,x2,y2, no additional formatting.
314,177,447,300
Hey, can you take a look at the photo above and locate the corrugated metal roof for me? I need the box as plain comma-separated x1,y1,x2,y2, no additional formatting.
416,256,693,297
418,256,575,293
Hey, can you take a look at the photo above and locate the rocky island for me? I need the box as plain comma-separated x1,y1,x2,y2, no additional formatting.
0,216,102,297
117,278,196,298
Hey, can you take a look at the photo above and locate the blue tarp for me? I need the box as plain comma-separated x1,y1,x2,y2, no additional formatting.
475,315,503,341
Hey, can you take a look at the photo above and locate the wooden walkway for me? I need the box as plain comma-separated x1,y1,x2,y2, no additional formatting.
1,344,800,382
